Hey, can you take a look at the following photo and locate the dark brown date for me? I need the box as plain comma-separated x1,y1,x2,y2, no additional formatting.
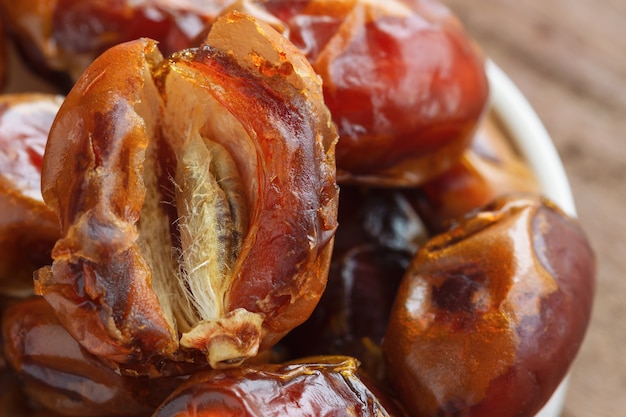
280,186,428,379
0,0,236,89
33,12,339,374
2,297,184,417
0,94,63,298
151,355,408,417
245,0,490,186
382,194,595,417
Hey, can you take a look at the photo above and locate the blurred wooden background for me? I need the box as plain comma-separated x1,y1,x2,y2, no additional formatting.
441,1,625,416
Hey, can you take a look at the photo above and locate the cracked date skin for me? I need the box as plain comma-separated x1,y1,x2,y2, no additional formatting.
243,0,490,186
33,12,339,375
2,297,184,417
382,194,596,417
151,355,408,417
0,94,64,298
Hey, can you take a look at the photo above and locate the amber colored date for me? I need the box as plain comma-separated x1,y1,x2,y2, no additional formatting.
382,194,596,417
33,12,338,374
0,94,63,298
406,111,541,233
254,0,490,186
151,355,408,417
2,297,184,417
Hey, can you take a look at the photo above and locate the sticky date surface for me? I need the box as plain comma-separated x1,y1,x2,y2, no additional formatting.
382,194,596,417
2,297,183,417
258,0,490,186
33,12,338,374
151,356,408,417
0,0,237,87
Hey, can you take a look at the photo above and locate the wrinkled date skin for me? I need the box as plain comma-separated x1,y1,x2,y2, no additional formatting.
0,0,237,88
151,356,408,417
406,111,541,233
281,185,428,379
33,12,339,374
248,0,490,186
0,94,63,298
382,194,596,417
2,297,185,417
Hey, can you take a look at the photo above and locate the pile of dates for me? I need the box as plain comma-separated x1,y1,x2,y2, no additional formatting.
0,1,595,416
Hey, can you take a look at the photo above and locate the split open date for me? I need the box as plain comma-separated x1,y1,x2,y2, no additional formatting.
31,11,339,374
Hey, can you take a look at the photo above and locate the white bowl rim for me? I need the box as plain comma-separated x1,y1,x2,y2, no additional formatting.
487,60,576,218
487,60,573,417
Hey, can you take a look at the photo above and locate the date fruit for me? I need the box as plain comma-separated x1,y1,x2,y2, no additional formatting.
407,111,541,233
151,355,408,417
2,297,184,417
382,194,595,417
0,0,237,88
280,185,428,379
33,12,339,373
0,93,63,298
250,0,490,186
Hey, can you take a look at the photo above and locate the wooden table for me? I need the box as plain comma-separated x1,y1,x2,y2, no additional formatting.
442,1,626,416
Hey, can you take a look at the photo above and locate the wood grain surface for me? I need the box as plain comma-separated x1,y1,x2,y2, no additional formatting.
441,1,625,416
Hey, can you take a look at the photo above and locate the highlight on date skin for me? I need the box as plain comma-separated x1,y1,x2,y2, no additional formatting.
382,194,596,417
32,11,339,374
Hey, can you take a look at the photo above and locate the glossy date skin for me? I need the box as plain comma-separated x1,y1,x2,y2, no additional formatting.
382,194,596,417
0,94,63,298
406,110,541,233
251,0,490,186
281,185,428,379
0,0,236,89
2,297,184,417
151,356,408,417
33,12,339,374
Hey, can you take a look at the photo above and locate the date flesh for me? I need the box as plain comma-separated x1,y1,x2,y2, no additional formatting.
382,194,596,417
33,12,339,373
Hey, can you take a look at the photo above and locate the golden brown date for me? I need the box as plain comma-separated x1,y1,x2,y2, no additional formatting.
2,297,184,417
382,194,595,417
0,0,236,89
406,111,541,233
0,93,63,298
242,0,490,186
33,12,339,374
151,355,408,417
